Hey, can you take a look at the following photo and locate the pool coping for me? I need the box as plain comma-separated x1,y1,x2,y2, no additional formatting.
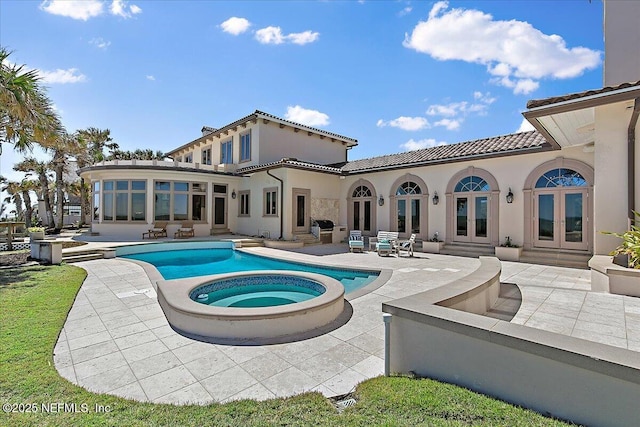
157,270,346,340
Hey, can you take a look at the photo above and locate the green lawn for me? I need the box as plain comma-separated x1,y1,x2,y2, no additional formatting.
0,265,572,426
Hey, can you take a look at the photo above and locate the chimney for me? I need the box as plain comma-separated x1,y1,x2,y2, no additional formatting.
201,126,217,137
603,0,640,86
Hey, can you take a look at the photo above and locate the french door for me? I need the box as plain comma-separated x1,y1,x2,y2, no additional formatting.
353,200,373,235
534,189,587,250
396,198,421,238
212,184,227,231
292,188,310,234
454,194,490,243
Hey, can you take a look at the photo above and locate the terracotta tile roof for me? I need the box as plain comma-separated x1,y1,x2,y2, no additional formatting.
527,80,640,109
339,130,549,173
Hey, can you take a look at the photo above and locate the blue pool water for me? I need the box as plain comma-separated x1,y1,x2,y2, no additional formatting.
191,275,324,308
122,248,378,294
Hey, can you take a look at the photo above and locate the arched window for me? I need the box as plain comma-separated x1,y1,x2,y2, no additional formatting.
396,181,422,196
535,168,587,188
454,176,490,192
352,185,372,198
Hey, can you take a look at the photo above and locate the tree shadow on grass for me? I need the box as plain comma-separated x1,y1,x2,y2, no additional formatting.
0,266,48,289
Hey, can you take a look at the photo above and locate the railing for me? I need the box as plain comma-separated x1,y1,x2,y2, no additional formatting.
94,160,237,173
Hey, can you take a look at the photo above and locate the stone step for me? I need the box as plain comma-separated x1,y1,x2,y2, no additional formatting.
295,233,320,245
211,228,231,235
440,243,495,258
520,249,591,269
63,253,104,263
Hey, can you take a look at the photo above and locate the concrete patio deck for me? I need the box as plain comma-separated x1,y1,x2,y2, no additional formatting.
53,242,640,405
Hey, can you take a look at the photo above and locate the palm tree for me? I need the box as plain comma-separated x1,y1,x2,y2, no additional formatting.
105,148,165,161
14,158,54,228
0,47,60,153
40,129,80,231
18,179,37,228
1,178,24,221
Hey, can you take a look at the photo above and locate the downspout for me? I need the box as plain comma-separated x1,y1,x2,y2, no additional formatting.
266,169,284,240
628,97,640,226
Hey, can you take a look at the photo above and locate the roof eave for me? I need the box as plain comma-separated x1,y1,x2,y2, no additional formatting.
524,85,640,118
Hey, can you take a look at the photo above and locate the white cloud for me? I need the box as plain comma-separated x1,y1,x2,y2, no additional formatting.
426,102,466,117
40,0,104,21
284,105,330,127
90,37,111,49
399,6,412,17
255,26,319,45
220,17,251,35
434,118,461,130
403,1,601,94
516,118,536,133
40,0,140,20
39,68,87,84
146,75,155,81
376,116,429,131
400,138,447,151
286,30,320,45
110,0,141,18
256,26,285,44
427,91,495,119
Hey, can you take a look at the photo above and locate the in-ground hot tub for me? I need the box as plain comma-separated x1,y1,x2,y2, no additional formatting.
157,270,345,341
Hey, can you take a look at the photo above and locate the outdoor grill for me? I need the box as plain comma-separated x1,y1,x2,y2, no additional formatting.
312,219,334,244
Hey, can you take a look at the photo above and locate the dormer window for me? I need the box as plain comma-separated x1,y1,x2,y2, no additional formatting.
221,139,233,164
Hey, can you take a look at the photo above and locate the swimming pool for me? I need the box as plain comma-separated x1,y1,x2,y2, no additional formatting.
121,246,378,294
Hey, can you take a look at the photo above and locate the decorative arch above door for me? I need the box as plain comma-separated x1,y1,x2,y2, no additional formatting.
445,167,500,246
523,158,594,251
347,179,377,237
389,174,429,239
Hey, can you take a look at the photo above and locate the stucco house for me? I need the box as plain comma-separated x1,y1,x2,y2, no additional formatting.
79,0,639,262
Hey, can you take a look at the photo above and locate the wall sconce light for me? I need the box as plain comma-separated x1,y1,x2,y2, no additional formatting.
231,189,237,199
506,188,514,204
378,195,385,206
432,191,439,205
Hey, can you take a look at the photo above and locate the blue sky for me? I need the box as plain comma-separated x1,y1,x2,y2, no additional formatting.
1,0,604,185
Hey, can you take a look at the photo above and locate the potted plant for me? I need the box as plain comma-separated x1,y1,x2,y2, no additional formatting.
602,215,640,268
28,226,45,241
494,236,522,261
422,232,445,253
591,216,640,297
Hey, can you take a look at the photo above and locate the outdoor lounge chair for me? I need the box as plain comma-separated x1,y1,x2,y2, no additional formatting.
370,231,399,252
348,230,365,253
174,221,195,239
142,221,168,239
397,233,416,257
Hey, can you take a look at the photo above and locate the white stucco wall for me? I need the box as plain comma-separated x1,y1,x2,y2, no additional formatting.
234,171,281,239
341,146,593,246
594,102,634,254
259,123,348,165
